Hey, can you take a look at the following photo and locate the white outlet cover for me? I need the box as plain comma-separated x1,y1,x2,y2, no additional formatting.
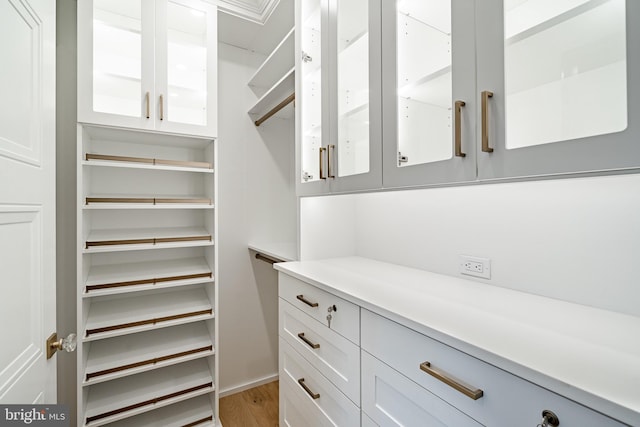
459,255,491,279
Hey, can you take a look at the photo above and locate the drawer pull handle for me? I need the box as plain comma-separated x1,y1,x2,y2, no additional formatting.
298,378,320,399
454,100,466,157
297,332,320,349
420,361,484,400
296,294,319,308
481,90,494,153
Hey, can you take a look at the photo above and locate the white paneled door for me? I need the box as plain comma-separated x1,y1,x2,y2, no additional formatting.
0,0,56,403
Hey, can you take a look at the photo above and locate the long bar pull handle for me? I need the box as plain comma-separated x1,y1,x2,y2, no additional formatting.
327,144,336,178
297,378,320,399
420,361,484,400
454,100,466,157
160,94,164,121
481,91,494,153
297,333,320,349
296,294,319,308
145,92,150,119
319,147,327,180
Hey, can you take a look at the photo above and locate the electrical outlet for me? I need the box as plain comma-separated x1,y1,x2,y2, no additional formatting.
459,255,491,279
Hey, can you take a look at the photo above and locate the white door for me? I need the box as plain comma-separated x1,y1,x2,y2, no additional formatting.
0,0,57,403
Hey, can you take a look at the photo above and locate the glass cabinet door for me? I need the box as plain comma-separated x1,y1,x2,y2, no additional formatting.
476,0,640,179
328,0,382,193
382,0,477,188
296,0,328,194
79,0,155,128
155,0,217,137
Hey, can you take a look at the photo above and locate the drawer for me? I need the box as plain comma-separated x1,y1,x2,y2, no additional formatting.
279,298,360,404
362,309,625,427
279,272,360,344
279,338,360,427
362,351,481,427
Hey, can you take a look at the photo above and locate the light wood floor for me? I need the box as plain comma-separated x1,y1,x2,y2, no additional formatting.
220,381,279,427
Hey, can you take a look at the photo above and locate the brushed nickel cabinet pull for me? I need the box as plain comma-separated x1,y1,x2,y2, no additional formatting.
420,361,484,400
319,147,326,180
296,294,319,308
297,332,320,349
454,100,466,157
297,378,320,399
327,144,335,178
160,94,164,120
481,90,494,153
145,92,150,119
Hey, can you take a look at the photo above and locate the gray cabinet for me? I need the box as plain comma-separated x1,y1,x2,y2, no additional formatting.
297,0,640,194
295,0,382,195
384,0,640,188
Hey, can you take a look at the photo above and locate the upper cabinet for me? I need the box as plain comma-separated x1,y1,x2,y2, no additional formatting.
78,0,218,138
382,0,477,187
297,0,639,194
296,0,382,195
474,0,639,180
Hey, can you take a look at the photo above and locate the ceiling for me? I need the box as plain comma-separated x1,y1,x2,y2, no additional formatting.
214,0,293,55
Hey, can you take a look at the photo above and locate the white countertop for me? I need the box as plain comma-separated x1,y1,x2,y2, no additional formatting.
274,256,640,426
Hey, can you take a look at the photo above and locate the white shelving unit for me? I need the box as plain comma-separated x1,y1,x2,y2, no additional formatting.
248,27,295,91
77,124,218,426
248,28,296,124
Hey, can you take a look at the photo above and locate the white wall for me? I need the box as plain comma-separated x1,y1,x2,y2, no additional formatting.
218,42,295,394
300,174,640,317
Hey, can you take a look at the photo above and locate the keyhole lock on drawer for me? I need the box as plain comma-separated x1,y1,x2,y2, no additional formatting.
537,410,560,427
326,305,337,328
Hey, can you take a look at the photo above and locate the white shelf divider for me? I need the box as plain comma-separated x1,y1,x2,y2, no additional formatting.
106,395,215,427
84,257,212,297
84,322,214,386
84,288,213,342
84,359,214,426
249,27,295,91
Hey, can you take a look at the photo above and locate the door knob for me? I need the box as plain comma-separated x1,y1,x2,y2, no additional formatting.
46,332,77,359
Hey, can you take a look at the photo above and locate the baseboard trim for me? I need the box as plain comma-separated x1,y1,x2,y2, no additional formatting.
219,373,279,397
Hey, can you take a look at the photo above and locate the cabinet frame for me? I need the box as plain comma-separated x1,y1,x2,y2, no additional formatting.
77,0,218,138
475,0,640,180
381,0,478,188
295,0,383,195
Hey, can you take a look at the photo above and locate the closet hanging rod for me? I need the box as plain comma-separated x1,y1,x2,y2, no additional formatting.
255,253,282,264
255,93,295,127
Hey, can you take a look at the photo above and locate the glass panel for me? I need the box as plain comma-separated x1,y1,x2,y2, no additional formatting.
167,1,208,126
300,0,323,184
504,0,627,149
337,0,369,177
396,0,452,168
93,0,142,117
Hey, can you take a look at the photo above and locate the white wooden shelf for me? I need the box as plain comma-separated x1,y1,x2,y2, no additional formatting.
83,288,213,342
84,359,214,426
248,68,295,118
248,27,294,91
398,65,451,108
249,242,297,262
83,226,213,253
84,322,214,386
506,0,609,42
83,160,214,174
83,195,214,210
106,395,214,427
84,257,212,297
